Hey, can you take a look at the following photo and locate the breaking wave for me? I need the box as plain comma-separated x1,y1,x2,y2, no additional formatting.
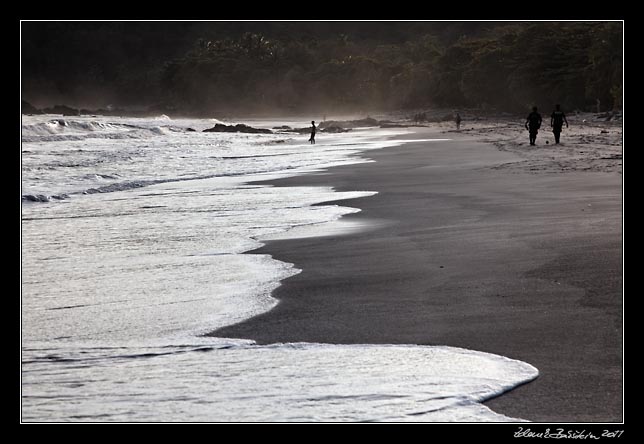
21,118,192,143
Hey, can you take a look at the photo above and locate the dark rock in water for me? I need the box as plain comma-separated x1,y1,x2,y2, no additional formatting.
203,123,272,134
42,105,80,116
288,127,314,134
273,125,292,130
23,194,49,202
321,126,351,133
352,117,380,126
319,117,380,129
22,100,43,115
186,128,197,132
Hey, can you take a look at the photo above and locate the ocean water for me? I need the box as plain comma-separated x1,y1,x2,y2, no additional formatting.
21,114,537,422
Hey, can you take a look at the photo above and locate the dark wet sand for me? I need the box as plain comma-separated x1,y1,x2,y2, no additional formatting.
212,128,623,422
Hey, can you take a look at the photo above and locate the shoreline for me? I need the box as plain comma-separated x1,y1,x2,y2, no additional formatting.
210,124,622,422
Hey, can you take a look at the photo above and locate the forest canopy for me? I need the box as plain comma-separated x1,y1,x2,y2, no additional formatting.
21,21,623,116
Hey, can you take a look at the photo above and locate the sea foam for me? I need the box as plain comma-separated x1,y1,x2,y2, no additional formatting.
22,114,536,422
22,341,537,422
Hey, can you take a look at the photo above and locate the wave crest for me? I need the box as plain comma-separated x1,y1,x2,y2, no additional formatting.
21,119,189,143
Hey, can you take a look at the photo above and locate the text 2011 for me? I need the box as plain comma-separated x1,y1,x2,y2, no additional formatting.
514,427,624,440
602,430,624,439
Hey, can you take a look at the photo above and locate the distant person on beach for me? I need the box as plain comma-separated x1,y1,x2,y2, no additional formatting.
550,104,569,144
525,106,542,146
455,112,462,130
309,121,316,144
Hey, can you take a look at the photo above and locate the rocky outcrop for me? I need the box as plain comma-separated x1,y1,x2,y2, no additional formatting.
320,125,351,133
318,117,380,129
203,123,273,134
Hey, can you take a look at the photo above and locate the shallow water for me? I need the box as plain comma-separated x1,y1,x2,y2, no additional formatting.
22,341,537,422
21,114,537,422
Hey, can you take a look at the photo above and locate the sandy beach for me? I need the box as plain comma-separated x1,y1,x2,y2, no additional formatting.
211,115,623,423
21,20,624,425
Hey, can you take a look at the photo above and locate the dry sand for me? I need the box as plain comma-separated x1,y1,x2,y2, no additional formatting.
211,113,623,423
439,111,622,174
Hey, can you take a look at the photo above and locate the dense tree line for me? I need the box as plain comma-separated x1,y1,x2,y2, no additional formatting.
21,22,622,115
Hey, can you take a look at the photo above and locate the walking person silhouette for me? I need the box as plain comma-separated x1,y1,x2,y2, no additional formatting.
550,104,569,144
525,106,542,146
309,121,317,144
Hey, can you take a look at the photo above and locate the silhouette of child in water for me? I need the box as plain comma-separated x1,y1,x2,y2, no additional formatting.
309,121,316,144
